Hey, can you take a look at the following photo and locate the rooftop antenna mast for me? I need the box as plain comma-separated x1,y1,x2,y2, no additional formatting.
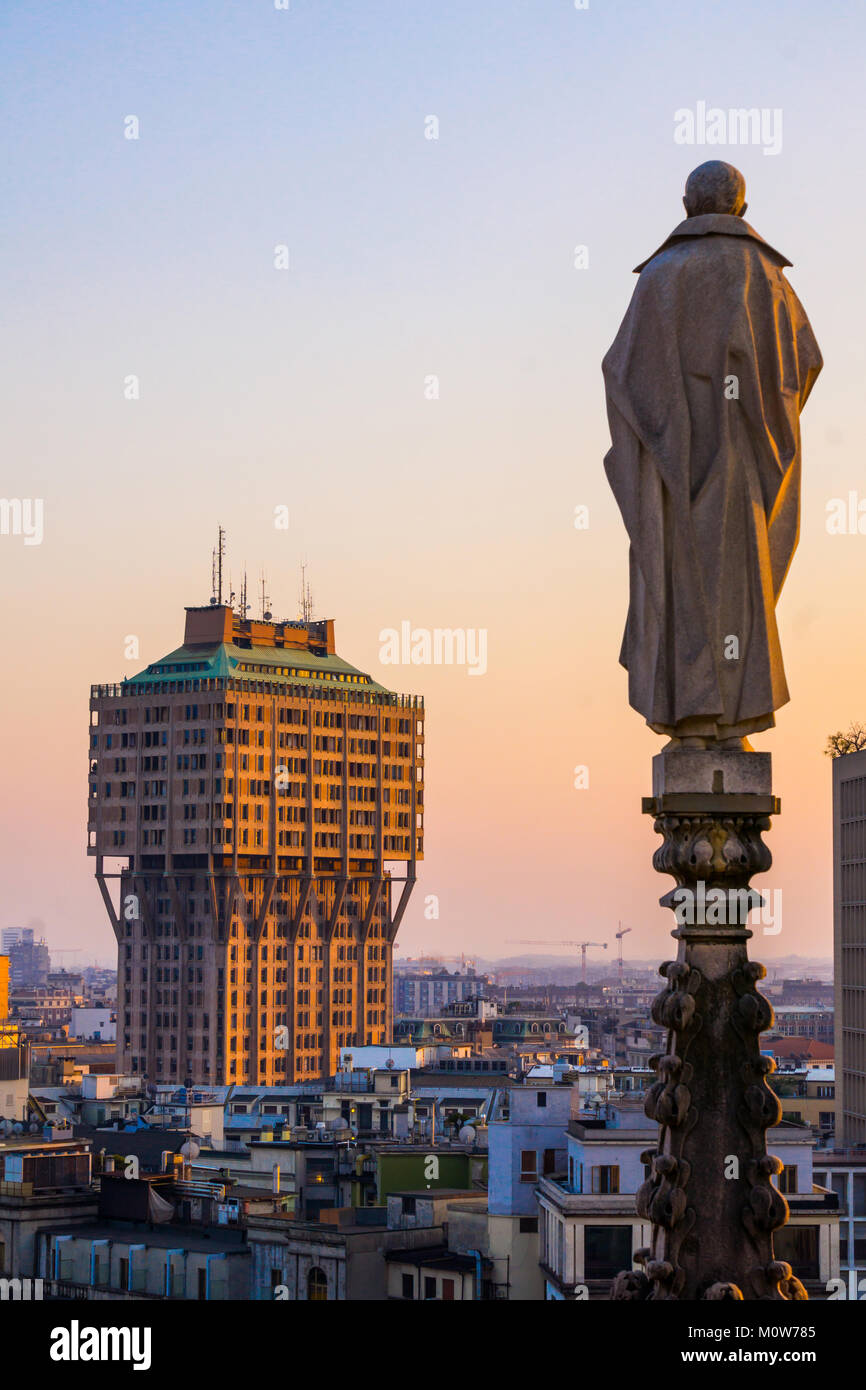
211,525,226,606
239,570,249,620
299,559,314,622
260,571,272,622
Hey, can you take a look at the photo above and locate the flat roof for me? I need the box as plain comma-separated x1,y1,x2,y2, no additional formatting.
385,1246,480,1272
40,1222,248,1254
389,1189,484,1200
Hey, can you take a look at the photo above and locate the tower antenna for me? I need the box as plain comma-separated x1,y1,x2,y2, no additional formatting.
299,559,314,622
212,526,225,606
260,571,272,622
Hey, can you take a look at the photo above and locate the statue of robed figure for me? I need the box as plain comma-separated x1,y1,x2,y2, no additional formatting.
603,162,822,749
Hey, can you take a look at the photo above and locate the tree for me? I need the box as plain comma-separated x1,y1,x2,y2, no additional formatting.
825,723,866,757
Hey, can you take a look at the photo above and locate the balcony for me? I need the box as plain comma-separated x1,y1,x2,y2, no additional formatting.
43,1280,165,1302
537,1173,638,1216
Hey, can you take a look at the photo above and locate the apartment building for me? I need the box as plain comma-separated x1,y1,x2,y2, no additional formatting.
833,747,866,1142
537,1102,841,1298
88,601,424,1086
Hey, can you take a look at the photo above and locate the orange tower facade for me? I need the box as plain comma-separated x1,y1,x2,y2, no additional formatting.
88,604,424,1085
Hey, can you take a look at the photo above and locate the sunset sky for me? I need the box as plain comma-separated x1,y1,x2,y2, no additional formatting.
2,0,865,969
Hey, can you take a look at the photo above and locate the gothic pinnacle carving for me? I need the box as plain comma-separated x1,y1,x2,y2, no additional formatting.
611,775,804,1302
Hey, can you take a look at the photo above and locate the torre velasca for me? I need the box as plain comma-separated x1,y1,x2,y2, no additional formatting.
88,602,424,1085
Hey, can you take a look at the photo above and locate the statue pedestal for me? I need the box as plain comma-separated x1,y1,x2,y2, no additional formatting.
611,749,807,1301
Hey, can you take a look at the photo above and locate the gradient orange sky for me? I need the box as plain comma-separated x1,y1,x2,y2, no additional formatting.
2,1,864,968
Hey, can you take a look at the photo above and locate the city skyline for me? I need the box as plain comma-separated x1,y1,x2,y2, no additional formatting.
4,0,866,1331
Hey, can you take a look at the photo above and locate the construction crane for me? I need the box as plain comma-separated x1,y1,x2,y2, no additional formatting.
506,939,607,985
615,924,633,984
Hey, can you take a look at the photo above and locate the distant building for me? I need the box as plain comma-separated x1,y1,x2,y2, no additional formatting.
8,937,50,987
833,747,866,1143
0,1027,29,1121
47,970,85,994
0,1137,97,1281
769,1006,834,1044
250,1207,392,1300
384,1191,494,1299
0,957,7,1021
37,1171,252,1298
768,1066,837,1136
775,978,835,1008
813,1151,866,1298
338,1044,419,1072
69,1008,116,1042
1,929,32,955
441,996,498,1021
11,985,77,1033
248,1191,490,1301
764,1037,834,1067
394,970,486,1017
537,1102,840,1298
486,1081,577,1300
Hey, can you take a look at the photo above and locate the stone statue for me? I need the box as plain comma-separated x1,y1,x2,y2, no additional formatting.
603,162,822,750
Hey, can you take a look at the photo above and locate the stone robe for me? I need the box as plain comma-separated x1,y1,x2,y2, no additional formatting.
602,213,822,739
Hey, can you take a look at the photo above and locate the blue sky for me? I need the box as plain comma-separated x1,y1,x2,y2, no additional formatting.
1,0,864,961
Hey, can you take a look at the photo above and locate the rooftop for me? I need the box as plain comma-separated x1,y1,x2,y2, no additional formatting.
40,1220,248,1253
126,640,390,695
117,604,393,696
389,1189,485,1200
384,1245,482,1272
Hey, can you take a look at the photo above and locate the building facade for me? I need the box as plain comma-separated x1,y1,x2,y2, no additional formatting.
394,970,486,1017
8,936,50,988
833,748,866,1143
486,1082,576,1299
88,602,424,1086
538,1104,840,1299
813,1151,866,1297
0,929,30,955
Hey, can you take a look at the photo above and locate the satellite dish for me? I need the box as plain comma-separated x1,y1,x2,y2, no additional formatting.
180,1138,200,1160
385,1058,395,1069
458,1125,476,1144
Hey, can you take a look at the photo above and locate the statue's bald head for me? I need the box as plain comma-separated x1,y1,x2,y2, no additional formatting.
683,161,747,218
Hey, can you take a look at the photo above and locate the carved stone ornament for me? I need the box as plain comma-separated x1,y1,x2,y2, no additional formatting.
611,757,803,1300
